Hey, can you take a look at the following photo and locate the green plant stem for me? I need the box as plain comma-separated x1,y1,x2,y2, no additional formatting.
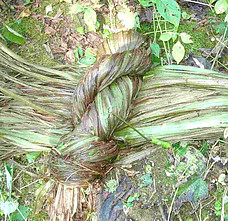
111,112,150,142
211,25,227,70
154,10,171,64
165,21,172,64
152,4,158,41
168,186,179,221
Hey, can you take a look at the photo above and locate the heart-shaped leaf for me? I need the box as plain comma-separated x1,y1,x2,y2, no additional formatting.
172,41,185,64
156,0,181,27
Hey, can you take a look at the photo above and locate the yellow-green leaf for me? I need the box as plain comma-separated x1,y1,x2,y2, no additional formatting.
84,8,97,32
214,0,228,14
159,32,173,41
180,32,193,43
172,41,185,64
69,3,84,14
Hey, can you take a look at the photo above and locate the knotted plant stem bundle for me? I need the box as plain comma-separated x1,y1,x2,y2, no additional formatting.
0,31,227,220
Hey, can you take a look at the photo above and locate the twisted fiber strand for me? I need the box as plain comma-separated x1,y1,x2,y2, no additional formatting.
51,31,153,184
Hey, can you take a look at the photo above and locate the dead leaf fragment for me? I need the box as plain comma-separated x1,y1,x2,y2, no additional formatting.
44,26,56,35
65,50,75,65
54,9,62,19
17,7,31,19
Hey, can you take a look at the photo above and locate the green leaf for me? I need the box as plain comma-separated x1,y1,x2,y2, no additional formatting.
95,20,100,29
174,177,208,214
145,164,152,173
201,140,208,156
84,8,97,32
134,15,140,29
210,0,217,4
74,46,83,60
182,11,190,20
225,13,228,22
140,173,153,187
214,0,228,14
172,32,178,41
0,33,6,42
214,22,228,36
156,0,181,27
78,47,83,57
127,195,135,203
5,162,13,194
150,42,160,57
11,205,30,221
84,49,94,57
215,200,222,211
151,54,160,63
103,29,111,38
126,202,134,207
2,25,25,45
138,0,156,7
159,32,173,41
177,146,188,157
127,193,140,203
105,179,118,193
69,3,84,14
0,200,19,216
180,32,193,43
26,151,40,163
172,41,185,64
80,49,96,65
77,27,85,34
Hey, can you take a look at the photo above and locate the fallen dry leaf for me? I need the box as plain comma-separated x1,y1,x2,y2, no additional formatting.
17,7,31,19
64,50,76,65
44,26,57,35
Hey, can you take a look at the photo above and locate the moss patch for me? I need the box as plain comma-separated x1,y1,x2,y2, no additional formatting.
178,21,215,55
8,17,58,66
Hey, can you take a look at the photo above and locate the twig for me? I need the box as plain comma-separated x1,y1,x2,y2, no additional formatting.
191,202,200,221
182,0,213,7
204,139,220,180
111,112,150,142
201,197,216,210
9,160,46,179
20,179,41,190
178,214,183,221
203,161,216,180
168,186,179,221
